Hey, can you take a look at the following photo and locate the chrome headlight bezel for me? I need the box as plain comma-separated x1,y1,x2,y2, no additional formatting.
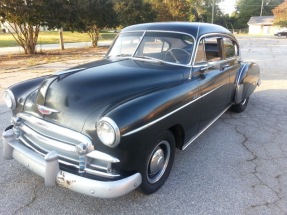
4,89,16,110
96,117,120,148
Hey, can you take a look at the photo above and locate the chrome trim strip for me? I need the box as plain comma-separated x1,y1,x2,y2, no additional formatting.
86,150,120,163
84,168,120,178
235,63,248,86
123,96,199,136
132,30,146,57
123,82,228,136
182,105,231,150
18,113,93,149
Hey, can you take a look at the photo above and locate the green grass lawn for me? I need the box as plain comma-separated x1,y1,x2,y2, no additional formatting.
0,31,117,47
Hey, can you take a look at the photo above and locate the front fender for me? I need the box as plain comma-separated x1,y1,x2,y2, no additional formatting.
7,76,50,115
105,80,200,138
234,62,260,104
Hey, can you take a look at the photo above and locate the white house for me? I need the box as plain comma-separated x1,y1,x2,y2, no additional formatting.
247,16,280,35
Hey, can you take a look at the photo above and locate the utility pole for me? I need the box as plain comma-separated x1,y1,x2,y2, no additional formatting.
212,0,215,23
260,0,264,16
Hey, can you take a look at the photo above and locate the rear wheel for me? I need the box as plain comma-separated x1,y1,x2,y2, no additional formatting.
138,131,175,194
230,97,249,113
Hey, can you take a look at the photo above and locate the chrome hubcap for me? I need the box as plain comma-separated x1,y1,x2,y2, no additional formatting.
147,140,170,184
149,148,165,175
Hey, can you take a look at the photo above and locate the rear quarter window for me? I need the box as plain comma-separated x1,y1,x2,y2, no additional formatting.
223,38,238,59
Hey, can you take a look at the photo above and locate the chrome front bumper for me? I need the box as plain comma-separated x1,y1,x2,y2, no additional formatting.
3,129,142,198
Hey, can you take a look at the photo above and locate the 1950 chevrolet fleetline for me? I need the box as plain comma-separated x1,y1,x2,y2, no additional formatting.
2,22,260,198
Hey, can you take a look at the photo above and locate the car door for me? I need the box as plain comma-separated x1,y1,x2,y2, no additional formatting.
192,36,230,131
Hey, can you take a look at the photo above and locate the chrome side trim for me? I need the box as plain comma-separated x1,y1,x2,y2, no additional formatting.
182,105,231,150
123,82,228,136
235,63,248,86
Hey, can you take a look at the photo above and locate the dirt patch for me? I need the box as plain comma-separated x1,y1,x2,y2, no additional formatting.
0,46,109,90
0,47,109,71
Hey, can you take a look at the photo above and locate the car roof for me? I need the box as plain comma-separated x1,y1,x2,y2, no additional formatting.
121,22,232,39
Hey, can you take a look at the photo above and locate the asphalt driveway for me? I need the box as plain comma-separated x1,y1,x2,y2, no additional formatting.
0,36,287,215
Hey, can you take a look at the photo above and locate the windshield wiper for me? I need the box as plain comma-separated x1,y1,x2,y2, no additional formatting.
115,54,132,57
106,54,131,59
133,55,165,64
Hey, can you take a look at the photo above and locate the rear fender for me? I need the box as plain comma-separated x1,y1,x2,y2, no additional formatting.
234,62,260,104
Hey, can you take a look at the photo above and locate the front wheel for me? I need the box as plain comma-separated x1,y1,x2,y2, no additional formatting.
230,97,249,113
138,131,175,194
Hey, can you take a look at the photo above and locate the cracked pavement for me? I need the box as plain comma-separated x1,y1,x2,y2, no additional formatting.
0,36,287,215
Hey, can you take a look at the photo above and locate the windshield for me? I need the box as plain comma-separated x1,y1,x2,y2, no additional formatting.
107,31,194,65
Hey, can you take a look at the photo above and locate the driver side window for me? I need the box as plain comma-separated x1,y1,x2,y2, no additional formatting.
195,37,222,64
143,39,169,54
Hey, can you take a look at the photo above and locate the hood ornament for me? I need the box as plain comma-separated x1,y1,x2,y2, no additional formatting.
37,104,60,115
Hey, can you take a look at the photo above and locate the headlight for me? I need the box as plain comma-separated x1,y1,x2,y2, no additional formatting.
97,117,120,147
4,90,16,110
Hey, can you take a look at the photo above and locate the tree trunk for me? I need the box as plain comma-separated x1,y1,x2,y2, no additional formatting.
59,28,64,50
88,26,100,47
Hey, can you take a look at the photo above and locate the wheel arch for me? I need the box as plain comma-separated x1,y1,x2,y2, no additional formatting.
169,124,185,150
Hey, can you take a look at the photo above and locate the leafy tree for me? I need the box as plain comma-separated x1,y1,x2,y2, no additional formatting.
149,0,223,23
114,0,156,26
273,0,287,27
66,0,118,47
0,0,47,54
0,0,72,54
198,0,224,23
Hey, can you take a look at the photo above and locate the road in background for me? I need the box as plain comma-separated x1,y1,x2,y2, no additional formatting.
0,36,287,215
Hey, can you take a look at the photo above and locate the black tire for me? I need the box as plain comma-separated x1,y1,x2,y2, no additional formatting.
138,130,176,195
230,97,249,113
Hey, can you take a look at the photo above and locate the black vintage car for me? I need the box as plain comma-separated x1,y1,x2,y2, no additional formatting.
3,22,260,198
274,30,287,37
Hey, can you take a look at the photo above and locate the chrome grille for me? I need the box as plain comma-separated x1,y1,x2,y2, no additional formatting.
17,113,93,167
14,113,120,179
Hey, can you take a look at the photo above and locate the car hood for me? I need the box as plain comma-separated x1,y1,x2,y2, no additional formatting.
24,58,190,132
